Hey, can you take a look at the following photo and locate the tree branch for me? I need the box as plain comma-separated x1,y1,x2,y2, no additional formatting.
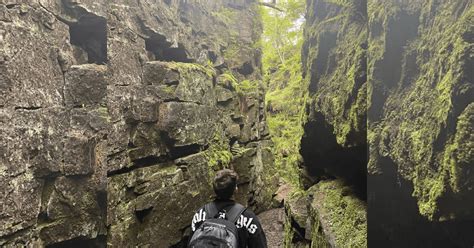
258,2,284,12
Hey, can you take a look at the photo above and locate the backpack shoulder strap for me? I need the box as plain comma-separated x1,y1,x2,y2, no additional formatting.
226,203,246,224
204,202,219,219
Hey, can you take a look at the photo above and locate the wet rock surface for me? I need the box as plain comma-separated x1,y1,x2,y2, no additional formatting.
367,0,474,246
0,0,277,246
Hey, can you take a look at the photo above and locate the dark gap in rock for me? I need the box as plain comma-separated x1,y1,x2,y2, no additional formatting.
38,176,57,223
145,34,194,63
208,51,218,63
135,206,153,223
45,235,106,248
6,4,18,9
128,140,137,148
14,106,42,111
309,31,337,93
229,137,238,147
162,99,194,103
69,14,107,65
300,112,367,200
369,20,383,39
164,0,172,5
399,49,418,89
107,158,171,177
433,50,472,156
170,144,203,160
212,75,218,87
254,49,262,69
72,104,85,109
37,211,48,223
286,208,307,242
179,16,191,24
216,99,233,106
96,190,107,222
236,61,254,75
379,11,419,88
369,11,419,122
368,156,474,247
160,131,204,159
132,155,166,167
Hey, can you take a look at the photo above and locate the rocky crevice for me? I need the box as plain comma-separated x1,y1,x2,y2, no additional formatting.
367,0,474,245
281,0,368,247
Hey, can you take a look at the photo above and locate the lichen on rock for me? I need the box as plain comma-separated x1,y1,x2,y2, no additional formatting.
0,0,277,246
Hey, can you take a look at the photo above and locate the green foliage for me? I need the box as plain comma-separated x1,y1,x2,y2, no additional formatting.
167,61,216,78
219,70,259,95
261,0,307,188
236,79,259,94
211,7,238,26
204,132,233,176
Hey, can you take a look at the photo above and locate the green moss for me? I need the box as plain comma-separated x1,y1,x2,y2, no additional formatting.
211,7,238,26
308,180,367,247
203,131,233,178
368,1,474,219
166,61,216,78
218,70,260,95
445,103,474,194
235,79,259,94
96,106,111,122
303,1,367,148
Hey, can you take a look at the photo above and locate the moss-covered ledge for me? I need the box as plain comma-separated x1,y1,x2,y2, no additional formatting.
307,179,367,247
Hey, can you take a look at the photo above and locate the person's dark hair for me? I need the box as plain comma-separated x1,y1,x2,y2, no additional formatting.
213,169,238,200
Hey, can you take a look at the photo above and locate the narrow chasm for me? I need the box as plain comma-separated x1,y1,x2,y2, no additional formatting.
69,15,108,64
262,0,368,247
3,0,473,247
300,112,367,199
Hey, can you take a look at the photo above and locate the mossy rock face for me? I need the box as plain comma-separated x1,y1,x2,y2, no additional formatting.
368,0,474,220
107,161,213,247
300,0,368,190
307,179,367,248
0,0,275,246
302,0,368,148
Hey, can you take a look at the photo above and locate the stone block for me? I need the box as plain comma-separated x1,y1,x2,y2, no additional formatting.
62,133,95,176
65,64,107,107
158,102,216,147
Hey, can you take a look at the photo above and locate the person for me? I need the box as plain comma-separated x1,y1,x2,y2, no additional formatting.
189,169,267,248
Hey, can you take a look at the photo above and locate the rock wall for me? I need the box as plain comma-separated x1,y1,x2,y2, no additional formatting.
0,0,277,246
298,0,473,246
300,0,367,194
285,0,368,246
368,0,474,246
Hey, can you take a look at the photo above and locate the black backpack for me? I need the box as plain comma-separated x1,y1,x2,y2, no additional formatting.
188,202,246,248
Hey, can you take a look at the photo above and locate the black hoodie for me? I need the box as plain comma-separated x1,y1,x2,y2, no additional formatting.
190,199,268,248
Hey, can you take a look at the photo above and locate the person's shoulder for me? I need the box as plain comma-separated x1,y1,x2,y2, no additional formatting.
241,206,258,218
193,203,208,214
